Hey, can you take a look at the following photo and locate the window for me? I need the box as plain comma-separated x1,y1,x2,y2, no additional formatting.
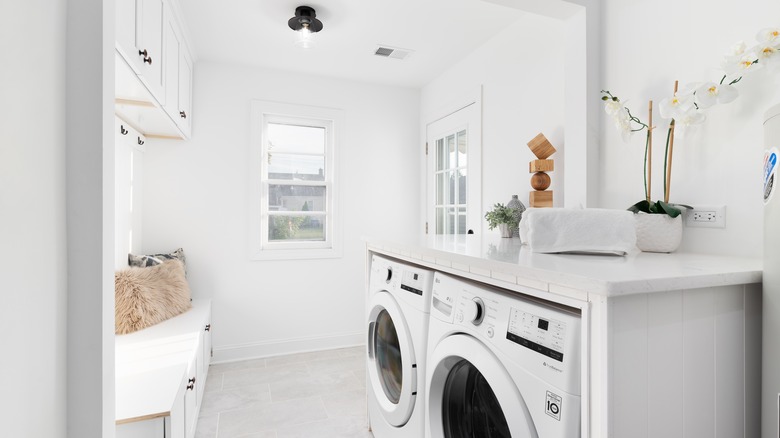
250,101,343,260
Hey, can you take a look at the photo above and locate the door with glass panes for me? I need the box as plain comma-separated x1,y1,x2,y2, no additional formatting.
426,103,481,235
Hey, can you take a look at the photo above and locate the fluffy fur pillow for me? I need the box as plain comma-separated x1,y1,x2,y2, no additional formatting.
115,260,192,335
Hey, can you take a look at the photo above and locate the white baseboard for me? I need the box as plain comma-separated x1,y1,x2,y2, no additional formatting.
211,331,365,364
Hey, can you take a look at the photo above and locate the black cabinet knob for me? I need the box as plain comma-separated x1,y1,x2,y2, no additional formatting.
179,110,187,119
205,324,211,332
187,377,195,390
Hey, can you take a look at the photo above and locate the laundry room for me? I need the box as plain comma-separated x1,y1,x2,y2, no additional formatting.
6,0,780,437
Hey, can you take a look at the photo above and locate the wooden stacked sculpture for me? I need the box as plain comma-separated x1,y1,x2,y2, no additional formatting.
527,133,556,208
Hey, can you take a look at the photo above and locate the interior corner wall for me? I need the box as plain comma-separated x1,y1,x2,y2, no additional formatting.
420,15,566,237
0,1,68,436
142,62,420,361
599,0,780,257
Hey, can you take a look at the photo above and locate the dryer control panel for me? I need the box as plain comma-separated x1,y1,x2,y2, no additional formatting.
507,309,566,362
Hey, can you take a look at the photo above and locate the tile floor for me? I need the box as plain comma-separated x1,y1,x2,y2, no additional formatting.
195,346,374,438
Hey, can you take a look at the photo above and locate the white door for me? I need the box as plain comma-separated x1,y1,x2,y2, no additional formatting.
426,102,481,235
427,334,537,438
367,291,418,427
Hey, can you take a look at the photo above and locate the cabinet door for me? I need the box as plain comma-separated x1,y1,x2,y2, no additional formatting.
115,0,140,72
184,357,199,438
136,0,165,103
162,9,181,123
177,45,193,137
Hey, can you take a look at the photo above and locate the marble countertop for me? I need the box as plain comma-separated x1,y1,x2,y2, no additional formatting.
365,235,762,297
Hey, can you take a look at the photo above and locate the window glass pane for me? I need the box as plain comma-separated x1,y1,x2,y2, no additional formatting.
268,185,326,212
458,207,467,234
268,215,326,242
436,139,445,171
447,134,456,168
436,173,445,205
447,207,456,234
447,171,455,205
268,123,325,154
457,130,467,167
267,153,325,181
458,169,467,205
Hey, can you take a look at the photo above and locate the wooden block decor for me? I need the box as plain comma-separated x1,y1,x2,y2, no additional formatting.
529,159,554,173
527,133,557,160
527,133,557,208
529,191,553,208
530,172,551,191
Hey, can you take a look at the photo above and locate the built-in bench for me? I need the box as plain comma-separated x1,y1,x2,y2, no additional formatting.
116,299,212,438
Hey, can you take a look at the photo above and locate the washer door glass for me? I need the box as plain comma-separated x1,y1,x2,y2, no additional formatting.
375,309,403,403
442,359,510,438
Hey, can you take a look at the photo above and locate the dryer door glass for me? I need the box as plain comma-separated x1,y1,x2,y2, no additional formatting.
375,309,403,404
442,359,510,438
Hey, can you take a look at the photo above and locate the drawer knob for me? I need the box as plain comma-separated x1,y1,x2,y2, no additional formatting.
138,49,152,64
179,111,187,119
187,377,195,390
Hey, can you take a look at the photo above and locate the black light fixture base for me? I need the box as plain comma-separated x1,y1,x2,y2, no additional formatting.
288,6,323,33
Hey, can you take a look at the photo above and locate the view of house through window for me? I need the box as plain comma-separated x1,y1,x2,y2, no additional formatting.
266,122,328,242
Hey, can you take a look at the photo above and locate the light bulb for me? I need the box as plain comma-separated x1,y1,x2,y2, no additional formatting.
295,27,314,49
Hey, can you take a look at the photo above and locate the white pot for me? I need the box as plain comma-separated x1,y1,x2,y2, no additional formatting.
634,212,683,253
498,223,513,238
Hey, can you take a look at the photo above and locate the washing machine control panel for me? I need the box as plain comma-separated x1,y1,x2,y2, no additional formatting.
507,309,566,362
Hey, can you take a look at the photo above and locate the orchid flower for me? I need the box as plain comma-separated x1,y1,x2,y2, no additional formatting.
694,82,739,109
659,93,693,120
723,51,762,76
755,43,780,67
674,107,707,137
756,28,780,46
614,108,633,142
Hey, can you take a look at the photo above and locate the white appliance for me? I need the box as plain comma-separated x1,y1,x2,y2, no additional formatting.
763,103,780,438
426,272,581,438
367,255,434,438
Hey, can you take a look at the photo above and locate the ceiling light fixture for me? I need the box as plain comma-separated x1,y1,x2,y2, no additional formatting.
288,6,323,49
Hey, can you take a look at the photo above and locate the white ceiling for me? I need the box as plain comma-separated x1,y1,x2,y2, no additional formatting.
178,0,526,88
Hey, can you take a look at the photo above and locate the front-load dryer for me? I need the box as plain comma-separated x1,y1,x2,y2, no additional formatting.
367,255,434,438
426,272,582,438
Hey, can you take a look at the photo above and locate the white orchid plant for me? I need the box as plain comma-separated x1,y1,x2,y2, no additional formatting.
602,26,780,217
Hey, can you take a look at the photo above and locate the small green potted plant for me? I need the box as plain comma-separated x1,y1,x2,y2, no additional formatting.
485,203,517,238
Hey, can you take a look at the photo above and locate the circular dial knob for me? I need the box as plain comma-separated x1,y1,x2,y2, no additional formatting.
464,297,485,325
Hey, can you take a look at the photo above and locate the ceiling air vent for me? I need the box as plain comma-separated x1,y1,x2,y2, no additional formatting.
374,45,413,60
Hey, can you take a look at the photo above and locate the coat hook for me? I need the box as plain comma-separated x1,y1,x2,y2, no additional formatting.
120,125,128,135
137,137,144,146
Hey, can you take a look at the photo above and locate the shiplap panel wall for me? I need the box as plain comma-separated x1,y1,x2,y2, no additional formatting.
609,285,761,438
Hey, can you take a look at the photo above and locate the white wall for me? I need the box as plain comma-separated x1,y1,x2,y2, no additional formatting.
599,0,780,257
143,62,420,361
421,15,566,236
0,1,67,435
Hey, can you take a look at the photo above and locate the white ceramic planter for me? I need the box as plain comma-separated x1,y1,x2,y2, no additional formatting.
498,223,513,238
634,212,683,253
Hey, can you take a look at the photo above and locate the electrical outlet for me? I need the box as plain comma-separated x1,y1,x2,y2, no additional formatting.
685,205,726,228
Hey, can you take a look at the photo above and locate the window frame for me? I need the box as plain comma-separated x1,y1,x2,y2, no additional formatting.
250,100,343,260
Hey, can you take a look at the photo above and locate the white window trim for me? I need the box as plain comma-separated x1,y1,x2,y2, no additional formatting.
250,100,343,260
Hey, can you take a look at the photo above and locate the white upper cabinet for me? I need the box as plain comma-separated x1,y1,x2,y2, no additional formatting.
115,0,194,139
116,0,166,103
162,9,193,138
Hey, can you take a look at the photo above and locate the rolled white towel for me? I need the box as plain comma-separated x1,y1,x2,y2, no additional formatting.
519,208,636,255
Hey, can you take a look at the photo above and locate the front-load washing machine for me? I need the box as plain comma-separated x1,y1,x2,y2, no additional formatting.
426,272,581,438
367,255,434,438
